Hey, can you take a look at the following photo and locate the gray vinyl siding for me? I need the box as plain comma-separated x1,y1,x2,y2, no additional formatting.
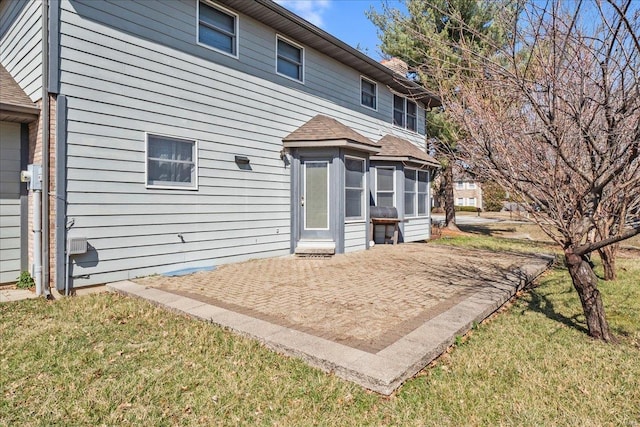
344,222,366,253
58,0,426,286
0,122,22,284
403,218,431,242
0,0,42,101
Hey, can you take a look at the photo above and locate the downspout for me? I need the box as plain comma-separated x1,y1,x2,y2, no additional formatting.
41,0,51,296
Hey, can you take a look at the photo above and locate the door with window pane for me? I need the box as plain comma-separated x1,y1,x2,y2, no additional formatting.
300,159,332,240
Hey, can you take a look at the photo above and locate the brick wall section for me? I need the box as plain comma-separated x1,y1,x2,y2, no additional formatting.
26,95,57,288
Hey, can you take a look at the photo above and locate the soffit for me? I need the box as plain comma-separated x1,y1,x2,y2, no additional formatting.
216,0,441,107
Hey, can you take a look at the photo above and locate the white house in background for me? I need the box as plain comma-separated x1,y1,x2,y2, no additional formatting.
0,0,439,293
453,168,483,210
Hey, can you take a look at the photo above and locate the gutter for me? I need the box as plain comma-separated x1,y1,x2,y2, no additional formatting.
40,0,51,296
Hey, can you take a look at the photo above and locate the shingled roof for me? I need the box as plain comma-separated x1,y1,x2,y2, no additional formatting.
371,134,440,167
282,115,381,153
0,64,39,123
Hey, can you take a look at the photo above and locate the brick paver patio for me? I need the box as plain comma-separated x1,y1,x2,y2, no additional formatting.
135,243,545,353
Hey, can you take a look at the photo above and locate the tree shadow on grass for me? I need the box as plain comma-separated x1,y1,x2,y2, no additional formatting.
525,289,588,334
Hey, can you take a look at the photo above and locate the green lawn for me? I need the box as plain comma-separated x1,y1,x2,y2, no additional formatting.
2,236,639,426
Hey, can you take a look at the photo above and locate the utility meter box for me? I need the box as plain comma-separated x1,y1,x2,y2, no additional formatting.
22,164,42,190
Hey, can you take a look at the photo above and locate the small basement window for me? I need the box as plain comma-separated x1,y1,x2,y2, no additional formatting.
146,134,197,189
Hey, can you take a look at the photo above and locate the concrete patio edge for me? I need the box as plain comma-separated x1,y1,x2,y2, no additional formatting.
106,254,554,395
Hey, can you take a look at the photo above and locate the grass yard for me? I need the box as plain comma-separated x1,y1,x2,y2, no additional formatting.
2,232,639,426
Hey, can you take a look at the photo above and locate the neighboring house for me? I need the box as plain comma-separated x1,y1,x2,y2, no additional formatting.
0,0,439,292
453,171,483,210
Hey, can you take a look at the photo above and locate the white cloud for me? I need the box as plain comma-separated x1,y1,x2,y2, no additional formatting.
275,0,332,28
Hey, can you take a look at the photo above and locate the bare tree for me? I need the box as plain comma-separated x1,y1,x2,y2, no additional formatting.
405,0,639,341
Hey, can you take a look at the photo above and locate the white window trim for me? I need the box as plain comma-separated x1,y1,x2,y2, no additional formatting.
467,182,477,190
345,155,366,222
375,166,396,207
455,181,464,190
303,160,330,230
360,76,378,111
145,132,199,190
196,0,239,59
276,34,305,84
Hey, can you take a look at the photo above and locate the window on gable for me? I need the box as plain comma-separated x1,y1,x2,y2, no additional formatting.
407,100,417,131
361,77,377,110
345,157,365,220
277,36,304,82
198,1,237,56
147,134,197,189
393,95,405,127
376,167,395,207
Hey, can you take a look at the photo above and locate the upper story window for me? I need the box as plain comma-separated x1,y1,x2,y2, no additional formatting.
197,1,238,57
345,156,365,220
393,95,405,127
376,167,395,207
277,36,304,82
455,181,464,190
393,95,419,132
407,100,417,131
361,77,377,110
467,182,477,190
147,134,198,189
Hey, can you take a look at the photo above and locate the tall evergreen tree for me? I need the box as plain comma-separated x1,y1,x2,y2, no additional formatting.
368,0,515,227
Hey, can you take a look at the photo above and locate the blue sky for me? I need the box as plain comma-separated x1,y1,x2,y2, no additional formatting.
275,0,402,60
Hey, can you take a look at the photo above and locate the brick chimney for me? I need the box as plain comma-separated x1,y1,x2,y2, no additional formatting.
381,57,409,77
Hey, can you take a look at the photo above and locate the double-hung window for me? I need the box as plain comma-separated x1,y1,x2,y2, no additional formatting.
345,157,365,220
393,95,419,132
393,95,405,127
455,181,464,190
417,171,429,216
198,1,238,57
361,77,377,110
277,36,304,82
376,167,395,207
404,170,417,217
146,134,197,189
407,100,417,131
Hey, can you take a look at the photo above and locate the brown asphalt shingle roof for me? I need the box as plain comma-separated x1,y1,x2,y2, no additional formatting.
0,63,39,122
372,134,439,167
282,114,380,149
0,64,36,108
